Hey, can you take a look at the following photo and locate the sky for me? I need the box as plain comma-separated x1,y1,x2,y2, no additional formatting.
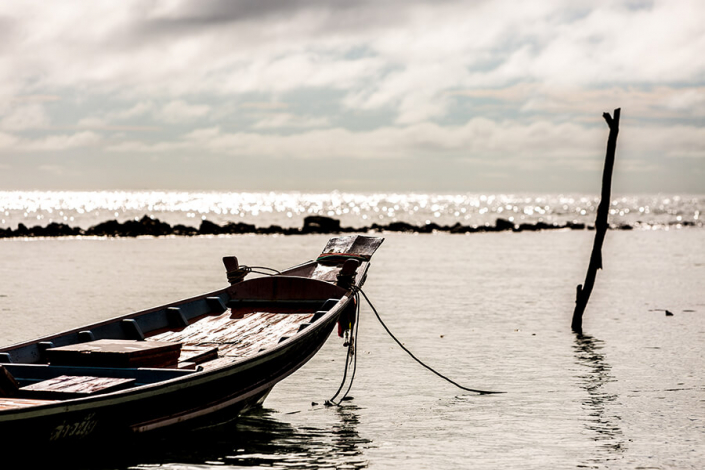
0,0,703,193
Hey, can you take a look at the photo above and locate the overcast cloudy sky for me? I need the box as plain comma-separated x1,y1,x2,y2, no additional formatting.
0,0,703,193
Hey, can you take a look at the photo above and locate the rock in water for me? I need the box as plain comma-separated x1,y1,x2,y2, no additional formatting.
302,216,341,233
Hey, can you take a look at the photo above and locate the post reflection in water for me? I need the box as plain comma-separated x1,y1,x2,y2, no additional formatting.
125,404,371,469
573,334,626,466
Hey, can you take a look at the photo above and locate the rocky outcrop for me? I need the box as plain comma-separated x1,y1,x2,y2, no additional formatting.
0,216,684,239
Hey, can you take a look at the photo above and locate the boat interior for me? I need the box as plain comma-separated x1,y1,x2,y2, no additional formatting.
0,235,383,412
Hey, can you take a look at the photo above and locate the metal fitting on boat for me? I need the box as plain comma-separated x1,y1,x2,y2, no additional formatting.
223,256,250,284
336,259,360,289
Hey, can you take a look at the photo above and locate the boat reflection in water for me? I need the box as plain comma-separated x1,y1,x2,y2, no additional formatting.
573,334,625,466
224,405,370,469
51,404,370,469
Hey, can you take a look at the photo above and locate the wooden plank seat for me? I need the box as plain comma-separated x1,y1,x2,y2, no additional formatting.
3,363,195,389
178,345,218,366
46,339,182,369
18,375,136,400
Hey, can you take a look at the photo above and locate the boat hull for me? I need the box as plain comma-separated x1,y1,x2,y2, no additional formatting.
0,303,341,446
0,235,383,449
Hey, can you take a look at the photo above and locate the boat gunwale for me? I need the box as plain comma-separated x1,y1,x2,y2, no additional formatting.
0,287,231,355
0,275,352,421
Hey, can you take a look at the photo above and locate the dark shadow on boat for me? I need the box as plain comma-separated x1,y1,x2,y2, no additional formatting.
573,333,626,466
24,405,370,469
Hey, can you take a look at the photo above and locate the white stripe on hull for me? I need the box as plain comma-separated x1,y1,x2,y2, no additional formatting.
131,345,320,433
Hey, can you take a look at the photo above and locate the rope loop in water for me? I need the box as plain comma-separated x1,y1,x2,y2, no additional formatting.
328,287,505,403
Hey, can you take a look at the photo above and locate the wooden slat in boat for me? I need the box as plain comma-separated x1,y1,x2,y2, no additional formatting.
178,345,219,365
46,340,182,368
19,375,136,399
149,311,314,359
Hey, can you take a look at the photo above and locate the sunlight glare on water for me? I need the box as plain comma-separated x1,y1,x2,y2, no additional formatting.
1,191,702,231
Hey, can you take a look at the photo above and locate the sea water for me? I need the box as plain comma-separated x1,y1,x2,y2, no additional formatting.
0,192,703,469
1,191,702,230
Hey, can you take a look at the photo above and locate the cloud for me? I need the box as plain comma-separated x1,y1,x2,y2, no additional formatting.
38,164,68,176
240,101,289,110
663,89,705,116
0,103,50,130
251,113,330,129
76,100,189,129
77,117,108,128
105,139,188,153
157,100,211,123
631,125,705,159
0,0,702,191
9,95,61,103
27,131,103,151
109,101,155,120
0,131,20,148
107,118,704,168
3,1,698,109
0,131,102,152
75,117,159,132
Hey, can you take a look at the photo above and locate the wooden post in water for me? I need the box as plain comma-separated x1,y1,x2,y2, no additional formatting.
571,108,621,335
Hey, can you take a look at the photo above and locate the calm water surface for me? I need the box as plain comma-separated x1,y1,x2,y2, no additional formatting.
0,231,703,469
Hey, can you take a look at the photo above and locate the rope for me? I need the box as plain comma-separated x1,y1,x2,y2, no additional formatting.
326,291,360,406
358,287,504,395
247,266,282,276
338,292,361,402
227,265,281,283
340,293,361,401
227,266,251,284
316,253,370,265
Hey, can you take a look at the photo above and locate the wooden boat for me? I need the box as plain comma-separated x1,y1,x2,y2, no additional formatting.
0,235,383,446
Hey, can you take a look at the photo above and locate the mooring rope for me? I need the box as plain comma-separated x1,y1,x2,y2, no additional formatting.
316,253,370,265
359,287,504,395
326,291,361,406
327,287,505,403
246,265,282,275
337,291,361,401
228,265,282,283
233,262,503,401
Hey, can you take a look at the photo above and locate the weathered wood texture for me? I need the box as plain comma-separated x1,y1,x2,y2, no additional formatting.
571,108,621,335
179,345,219,365
282,235,383,283
46,340,182,368
149,311,315,370
20,375,136,399
320,235,384,257
312,235,383,283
